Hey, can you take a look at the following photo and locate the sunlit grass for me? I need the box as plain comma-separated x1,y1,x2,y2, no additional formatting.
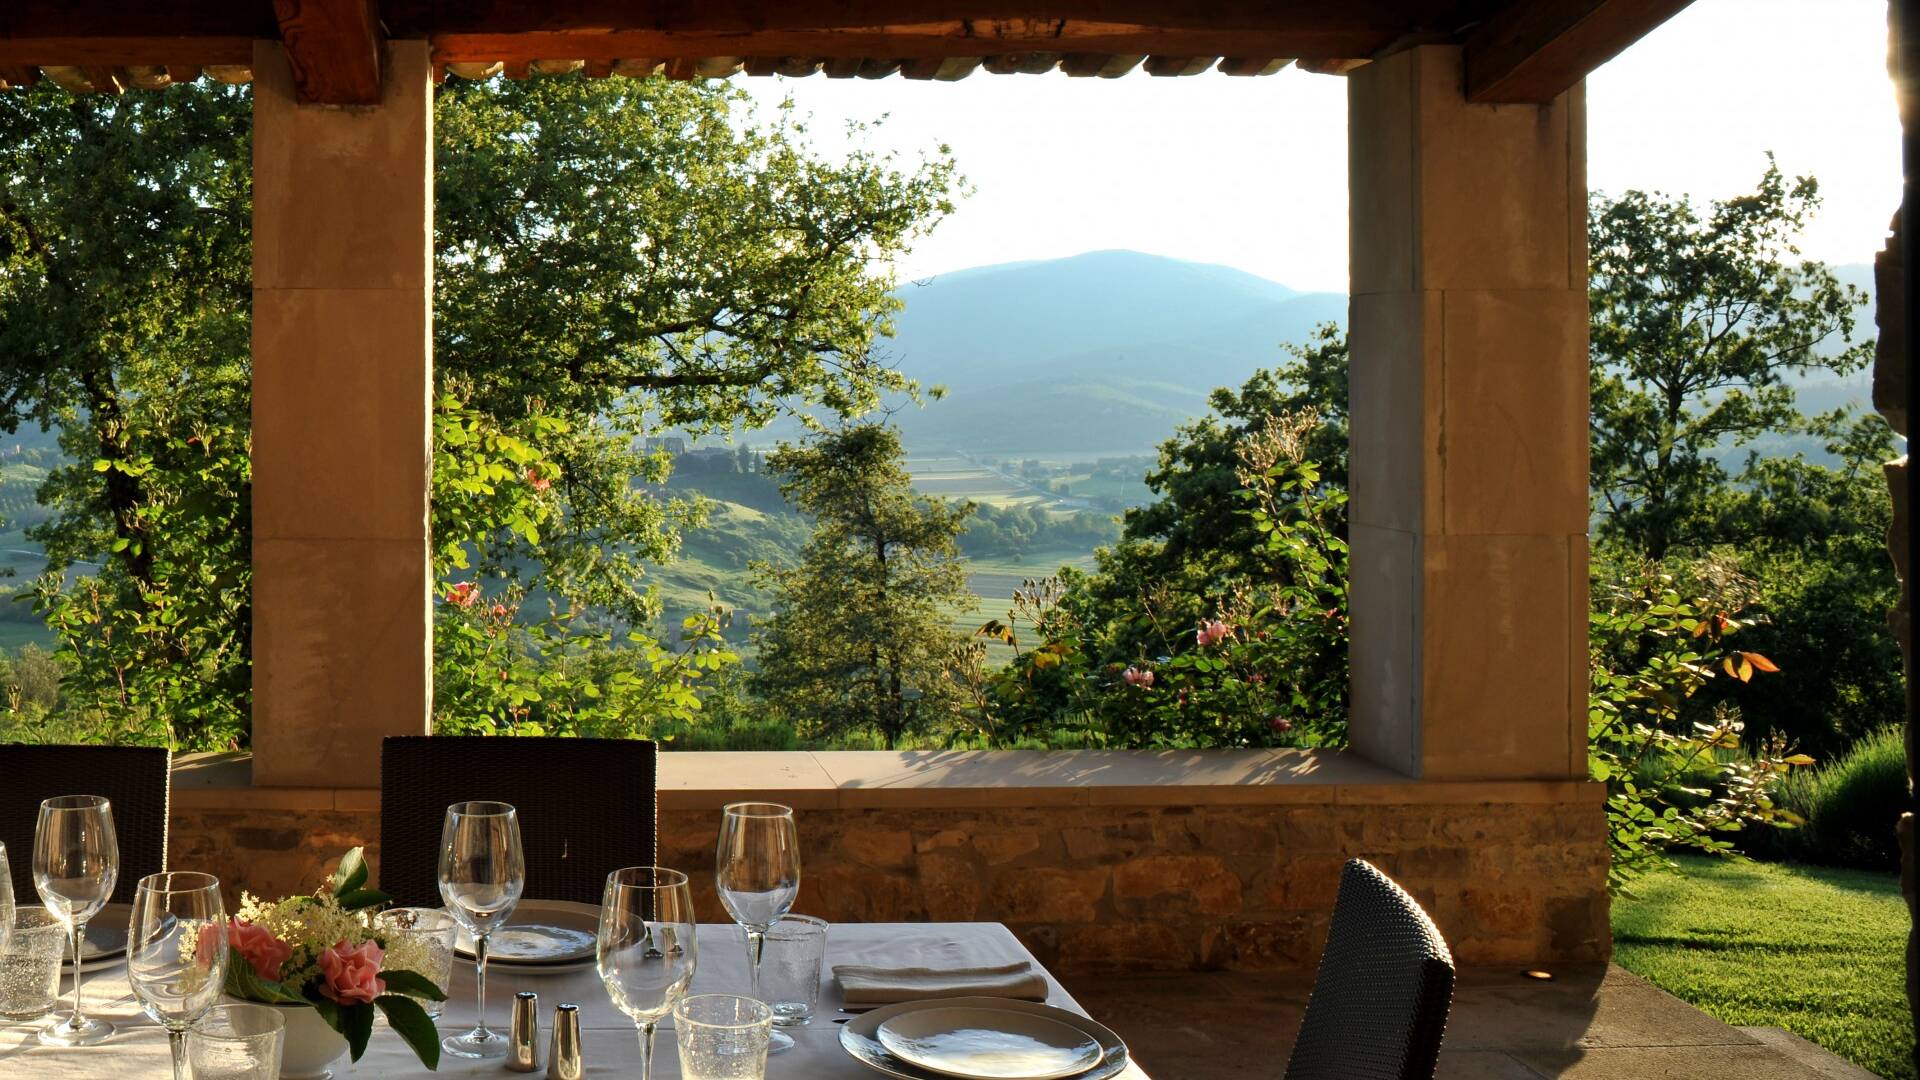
1612,854,1911,1079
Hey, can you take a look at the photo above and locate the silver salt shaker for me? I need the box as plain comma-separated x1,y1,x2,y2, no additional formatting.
548,1002,584,1080
508,990,540,1072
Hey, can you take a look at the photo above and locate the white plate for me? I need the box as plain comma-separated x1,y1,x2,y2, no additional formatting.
843,998,1127,1080
53,903,133,973
878,1006,1104,1080
453,900,599,971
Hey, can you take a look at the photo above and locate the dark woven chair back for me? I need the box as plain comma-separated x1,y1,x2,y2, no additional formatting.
1283,858,1455,1080
0,745,172,907
379,736,659,907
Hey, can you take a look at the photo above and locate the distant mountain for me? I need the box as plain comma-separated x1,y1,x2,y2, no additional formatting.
883,250,1345,454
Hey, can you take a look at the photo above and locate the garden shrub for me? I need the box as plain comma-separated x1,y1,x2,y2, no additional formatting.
1773,725,1907,871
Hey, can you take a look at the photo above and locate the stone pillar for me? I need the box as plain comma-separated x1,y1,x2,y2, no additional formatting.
250,40,433,786
1346,45,1590,781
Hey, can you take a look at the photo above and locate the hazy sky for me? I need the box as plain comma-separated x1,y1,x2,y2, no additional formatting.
740,0,1899,293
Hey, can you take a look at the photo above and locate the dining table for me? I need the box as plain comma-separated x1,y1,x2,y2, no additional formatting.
0,921,1152,1078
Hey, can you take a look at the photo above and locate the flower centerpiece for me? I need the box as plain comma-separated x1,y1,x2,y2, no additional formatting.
215,848,446,1070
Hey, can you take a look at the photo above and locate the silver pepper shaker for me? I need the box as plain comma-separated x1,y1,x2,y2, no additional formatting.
508,990,540,1072
548,1002,584,1080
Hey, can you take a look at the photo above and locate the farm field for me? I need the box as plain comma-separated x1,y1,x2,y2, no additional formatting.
942,549,1100,663
906,454,1057,509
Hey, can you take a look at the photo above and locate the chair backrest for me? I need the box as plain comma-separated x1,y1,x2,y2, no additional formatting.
379,736,659,907
0,745,172,907
1283,859,1455,1080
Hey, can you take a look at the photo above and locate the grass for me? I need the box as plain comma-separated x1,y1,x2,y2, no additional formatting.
1612,854,1911,1079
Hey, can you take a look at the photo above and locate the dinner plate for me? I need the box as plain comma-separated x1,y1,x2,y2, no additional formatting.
844,997,1127,1080
453,900,599,972
57,903,133,973
878,1006,1104,1080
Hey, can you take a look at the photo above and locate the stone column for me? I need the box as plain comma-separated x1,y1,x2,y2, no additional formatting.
1345,45,1590,781
250,40,433,786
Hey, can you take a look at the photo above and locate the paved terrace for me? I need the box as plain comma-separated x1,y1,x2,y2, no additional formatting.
1064,965,1880,1080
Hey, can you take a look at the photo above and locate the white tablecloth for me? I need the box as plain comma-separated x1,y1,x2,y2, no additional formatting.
0,922,1152,1078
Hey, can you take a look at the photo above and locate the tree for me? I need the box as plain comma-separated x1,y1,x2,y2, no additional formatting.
0,74,958,749
1589,159,1871,559
0,81,253,748
434,77,958,626
753,424,972,747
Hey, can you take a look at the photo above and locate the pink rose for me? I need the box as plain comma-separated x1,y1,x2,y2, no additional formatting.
1195,619,1231,647
1122,666,1154,689
317,939,386,1006
445,582,479,609
526,467,552,493
223,919,292,982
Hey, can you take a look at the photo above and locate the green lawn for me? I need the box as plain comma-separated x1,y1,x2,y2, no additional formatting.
1613,855,1911,1079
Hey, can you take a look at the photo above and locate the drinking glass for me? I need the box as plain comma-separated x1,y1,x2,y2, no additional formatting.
715,802,800,1054
1,839,14,954
0,906,67,1021
374,907,458,1019
34,794,119,1046
437,800,525,1059
188,1003,286,1080
597,867,698,1080
127,871,228,1080
760,914,828,1027
675,994,773,1080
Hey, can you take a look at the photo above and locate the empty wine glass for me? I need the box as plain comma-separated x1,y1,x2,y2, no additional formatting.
598,867,698,1080
34,794,119,1047
715,802,800,1054
437,800,525,1059
127,872,228,1080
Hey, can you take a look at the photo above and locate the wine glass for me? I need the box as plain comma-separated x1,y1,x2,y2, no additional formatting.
597,867,698,1080
127,872,228,1080
1,840,15,955
715,802,800,1054
34,794,119,1047
437,800,525,1059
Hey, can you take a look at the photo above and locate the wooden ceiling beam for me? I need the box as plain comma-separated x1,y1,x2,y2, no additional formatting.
271,0,383,104
0,37,253,67
1464,0,1692,103
428,27,1397,66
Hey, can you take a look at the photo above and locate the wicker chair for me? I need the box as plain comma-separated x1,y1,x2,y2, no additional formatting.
0,745,172,907
379,736,659,907
1283,859,1456,1080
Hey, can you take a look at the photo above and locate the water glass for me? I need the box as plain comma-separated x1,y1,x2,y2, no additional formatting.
375,907,458,1020
675,994,773,1080
760,914,828,1027
188,1003,285,1080
438,800,525,1059
34,794,119,1046
0,906,67,1020
715,802,800,1053
0,840,13,954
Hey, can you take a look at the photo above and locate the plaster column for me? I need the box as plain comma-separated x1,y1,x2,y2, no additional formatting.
250,40,433,786
1346,45,1590,781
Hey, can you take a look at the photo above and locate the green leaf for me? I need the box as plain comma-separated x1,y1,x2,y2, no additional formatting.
331,847,370,898
377,968,448,1002
335,887,393,913
339,1001,375,1062
376,994,443,1070
224,950,310,1004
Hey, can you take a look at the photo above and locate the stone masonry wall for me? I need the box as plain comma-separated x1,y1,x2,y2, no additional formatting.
171,797,1608,972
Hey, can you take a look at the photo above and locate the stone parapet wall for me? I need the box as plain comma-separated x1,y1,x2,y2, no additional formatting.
169,750,1608,972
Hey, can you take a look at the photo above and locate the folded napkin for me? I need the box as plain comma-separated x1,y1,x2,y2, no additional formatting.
834,960,1051,1005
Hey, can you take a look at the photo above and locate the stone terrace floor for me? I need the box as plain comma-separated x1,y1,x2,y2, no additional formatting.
1061,964,1881,1079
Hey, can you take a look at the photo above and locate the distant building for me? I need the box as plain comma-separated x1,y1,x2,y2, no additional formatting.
643,436,688,456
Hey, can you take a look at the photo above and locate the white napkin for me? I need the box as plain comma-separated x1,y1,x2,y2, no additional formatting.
834,960,1051,1005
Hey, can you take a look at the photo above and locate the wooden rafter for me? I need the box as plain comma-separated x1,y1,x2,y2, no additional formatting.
1464,0,1692,104
272,0,383,104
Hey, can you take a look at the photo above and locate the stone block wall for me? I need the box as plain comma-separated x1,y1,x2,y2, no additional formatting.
169,751,1608,973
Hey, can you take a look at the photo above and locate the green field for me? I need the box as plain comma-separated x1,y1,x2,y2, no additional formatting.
941,550,1099,663
1613,855,1911,1080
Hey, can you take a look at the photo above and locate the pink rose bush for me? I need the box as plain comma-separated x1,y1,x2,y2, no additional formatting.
1195,619,1232,647
445,581,480,609
1122,666,1154,689
318,939,386,1005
